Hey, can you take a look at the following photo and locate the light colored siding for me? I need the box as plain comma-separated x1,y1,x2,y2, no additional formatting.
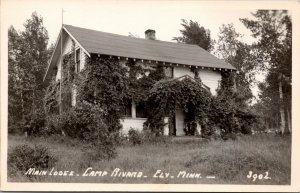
198,69,221,96
173,66,194,78
120,118,147,134
56,62,61,81
173,66,221,96
56,35,74,81
71,85,77,107
56,34,88,80
63,35,74,55
80,51,86,70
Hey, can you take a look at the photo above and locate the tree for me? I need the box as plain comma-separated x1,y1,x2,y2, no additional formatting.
173,19,214,52
215,24,257,103
8,26,24,132
240,10,292,134
8,12,51,134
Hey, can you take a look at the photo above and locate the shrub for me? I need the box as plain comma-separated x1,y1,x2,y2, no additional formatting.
209,93,258,139
46,102,106,140
17,108,47,136
128,128,143,145
46,102,118,161
44,114,65,136
81,118,118,161
8,121,25,135
8,144,57,177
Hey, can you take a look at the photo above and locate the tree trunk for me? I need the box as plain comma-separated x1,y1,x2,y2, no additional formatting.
20,89,27,137
32,88,35,114
287,109,291,133
20,89,25,122
278,74,286,134
276,113,279,130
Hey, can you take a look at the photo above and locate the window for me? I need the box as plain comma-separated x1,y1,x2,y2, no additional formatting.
121,100,132,117
164,67,174,78
75,48,81,72
136,102,147,118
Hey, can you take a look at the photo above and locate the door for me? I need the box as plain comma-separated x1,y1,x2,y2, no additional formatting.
175,108,185,136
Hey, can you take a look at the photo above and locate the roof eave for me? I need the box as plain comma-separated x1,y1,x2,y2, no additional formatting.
90,52,236,71
43,29,62,83
43,26,92,84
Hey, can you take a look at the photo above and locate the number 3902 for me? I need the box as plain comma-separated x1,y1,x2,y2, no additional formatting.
247,171,271,182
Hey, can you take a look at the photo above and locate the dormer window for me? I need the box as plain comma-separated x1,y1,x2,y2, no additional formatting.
75,48,81,72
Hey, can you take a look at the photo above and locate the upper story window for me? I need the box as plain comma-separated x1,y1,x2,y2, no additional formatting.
75,48,81,73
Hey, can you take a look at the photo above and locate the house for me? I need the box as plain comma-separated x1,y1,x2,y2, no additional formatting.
43,25,236,136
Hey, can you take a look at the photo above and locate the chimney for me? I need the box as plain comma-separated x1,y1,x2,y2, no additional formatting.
145,29,156,40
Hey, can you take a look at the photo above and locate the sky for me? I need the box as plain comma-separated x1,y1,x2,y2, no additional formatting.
3,0,267,100
4,0,258,45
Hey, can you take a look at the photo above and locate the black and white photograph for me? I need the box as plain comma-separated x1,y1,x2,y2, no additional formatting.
1,0,299,191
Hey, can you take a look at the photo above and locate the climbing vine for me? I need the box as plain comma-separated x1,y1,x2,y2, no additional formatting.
75,54,129,132
146,77,212,136
44,76,59,115
44,46,257,140
44,44,76,115
124,59,165,103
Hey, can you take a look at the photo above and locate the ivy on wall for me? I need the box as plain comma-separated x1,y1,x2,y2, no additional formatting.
124,59,166,109
44,48,257,138
146,77,212,135
44,43,76,115
75,54,129,132
44,77,59,115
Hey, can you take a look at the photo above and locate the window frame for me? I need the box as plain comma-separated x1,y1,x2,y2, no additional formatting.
75,48,81,73
121,100,132,118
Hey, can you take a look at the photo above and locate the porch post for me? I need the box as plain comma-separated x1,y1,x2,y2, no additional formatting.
163,117,169,135
196,122,201,136
132,101,136,118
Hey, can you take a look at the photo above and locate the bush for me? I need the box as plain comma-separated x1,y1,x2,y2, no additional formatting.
11,108,47,136
46,102,107,140
82,118,117,161
8,121,25,135
43,114,65,136
209,93,258,139
8,144,57,177
128,128,143,145
46,102,118,161
126,128,171,145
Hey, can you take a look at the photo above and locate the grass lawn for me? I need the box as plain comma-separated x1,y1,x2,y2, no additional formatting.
7,134,291,184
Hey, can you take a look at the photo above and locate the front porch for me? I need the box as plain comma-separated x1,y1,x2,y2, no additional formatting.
120,101,202,137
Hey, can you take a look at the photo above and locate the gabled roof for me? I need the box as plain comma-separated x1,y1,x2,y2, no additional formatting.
156,74,211,91
44,25,235,83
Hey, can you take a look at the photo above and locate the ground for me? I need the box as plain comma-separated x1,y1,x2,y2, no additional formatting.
7,134,291,184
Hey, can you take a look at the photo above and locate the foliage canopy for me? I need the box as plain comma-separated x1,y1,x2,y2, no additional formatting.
173,19,215,52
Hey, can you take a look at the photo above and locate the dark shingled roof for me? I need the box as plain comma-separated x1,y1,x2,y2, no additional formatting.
63,25,235,70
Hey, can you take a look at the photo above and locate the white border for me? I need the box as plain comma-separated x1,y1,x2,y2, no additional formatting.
1,0,300,192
